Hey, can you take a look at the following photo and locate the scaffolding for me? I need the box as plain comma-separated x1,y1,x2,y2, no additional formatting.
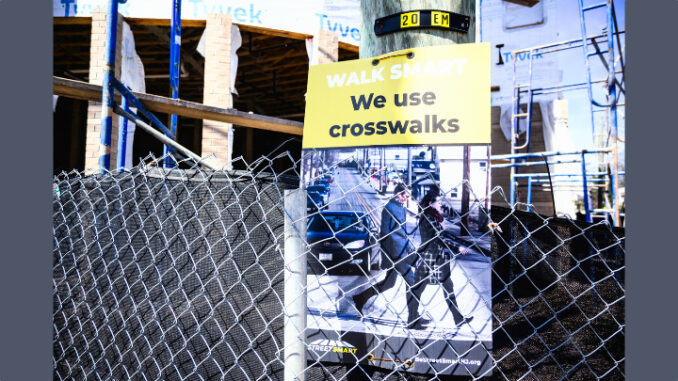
494,0,625,226
71,0,304,174
82,2,309,377
99,0,182,170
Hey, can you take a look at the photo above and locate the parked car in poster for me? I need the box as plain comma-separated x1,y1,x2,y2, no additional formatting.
306,211,378,275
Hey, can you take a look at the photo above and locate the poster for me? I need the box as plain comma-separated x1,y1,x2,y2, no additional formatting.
302,45,493,377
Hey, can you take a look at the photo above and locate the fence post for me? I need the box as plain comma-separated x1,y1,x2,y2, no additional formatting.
284,189,307,381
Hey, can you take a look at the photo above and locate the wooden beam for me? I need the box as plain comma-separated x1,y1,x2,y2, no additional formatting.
503,0,540,7
243,38,305,53
239,77,307,91
54,17,92,25
339,41,359,53
237,51,309,69
54,52,90,57
54,76,303,135
54,16,205,28
239,58,308,72
107,17,324,43
266,49,303,68
53,42,92,48
236,24,311,40
125,17,206,28
239,71,306,86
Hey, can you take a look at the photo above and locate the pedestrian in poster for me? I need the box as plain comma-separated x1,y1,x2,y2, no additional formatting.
410,186,474,329
353,183,422,326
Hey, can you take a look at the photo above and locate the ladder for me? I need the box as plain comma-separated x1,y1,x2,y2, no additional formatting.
578,0,624,225
504,0,625,226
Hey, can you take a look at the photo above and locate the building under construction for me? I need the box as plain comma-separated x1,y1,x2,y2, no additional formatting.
49,1,628,380
53,0,625,225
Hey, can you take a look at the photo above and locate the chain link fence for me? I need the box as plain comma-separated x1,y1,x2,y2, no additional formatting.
53,152,624,380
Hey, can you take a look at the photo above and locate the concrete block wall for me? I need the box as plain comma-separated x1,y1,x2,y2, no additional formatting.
201,14,233,169
85,7,123,173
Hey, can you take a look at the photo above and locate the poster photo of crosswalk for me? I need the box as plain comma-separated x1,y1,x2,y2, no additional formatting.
302,145,493,376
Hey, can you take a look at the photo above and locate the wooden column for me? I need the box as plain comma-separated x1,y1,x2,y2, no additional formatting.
245,128,254,164
69,100,86,170
201,14,233,169
84,7,122,173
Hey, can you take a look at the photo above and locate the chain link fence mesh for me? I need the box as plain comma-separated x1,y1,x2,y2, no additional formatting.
53,153,624,380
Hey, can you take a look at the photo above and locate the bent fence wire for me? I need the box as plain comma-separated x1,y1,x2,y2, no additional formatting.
52,153,624,380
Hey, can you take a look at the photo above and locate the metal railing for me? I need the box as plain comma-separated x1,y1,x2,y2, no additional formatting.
492,149,626,223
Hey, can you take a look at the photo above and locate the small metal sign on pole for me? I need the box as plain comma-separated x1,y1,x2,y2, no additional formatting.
373,9,471,36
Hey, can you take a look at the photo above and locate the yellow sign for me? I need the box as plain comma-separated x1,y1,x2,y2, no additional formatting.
302,43,491,149
400,11,420,28
431,11,450,27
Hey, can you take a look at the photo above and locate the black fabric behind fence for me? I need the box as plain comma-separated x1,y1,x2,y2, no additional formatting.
490,206,625,380
53,167,625,380
53,168,296,380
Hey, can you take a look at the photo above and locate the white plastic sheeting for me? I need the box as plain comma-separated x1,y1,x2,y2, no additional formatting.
305,38,314,66
481,0,565,107
497,98,578,218
53,0,361,46
119,21,146,169
502,1,544,30
498,103,527,141
482,0,589,217
539,99,578,217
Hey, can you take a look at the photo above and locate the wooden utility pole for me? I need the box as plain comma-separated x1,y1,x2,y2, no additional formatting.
360,0,476,217
461,146,472,231
360,1,476,55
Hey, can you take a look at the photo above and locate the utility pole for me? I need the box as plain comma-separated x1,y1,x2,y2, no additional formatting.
461,146,472,232
407,148,412,189
361,0,476,211
379,147,385,193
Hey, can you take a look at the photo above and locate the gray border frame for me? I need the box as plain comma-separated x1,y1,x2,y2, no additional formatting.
0,1,53,380
0,2,673,379
626,0,678,379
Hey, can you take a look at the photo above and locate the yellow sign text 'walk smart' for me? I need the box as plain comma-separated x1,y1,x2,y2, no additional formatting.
303,43,490,149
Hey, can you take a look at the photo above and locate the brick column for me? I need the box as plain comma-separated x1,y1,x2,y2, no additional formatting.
202,14,233,170
310,29,338,65
84,8,123,173
305,30,338,182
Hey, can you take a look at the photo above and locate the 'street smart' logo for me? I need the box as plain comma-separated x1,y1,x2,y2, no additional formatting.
309,339,357,355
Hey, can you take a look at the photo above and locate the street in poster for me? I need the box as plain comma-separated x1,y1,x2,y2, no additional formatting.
302,44,492,377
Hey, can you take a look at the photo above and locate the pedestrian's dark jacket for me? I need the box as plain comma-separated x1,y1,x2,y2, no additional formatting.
416,210,461,284
419,211,443,252
418,210,463,254
380,198,414,261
